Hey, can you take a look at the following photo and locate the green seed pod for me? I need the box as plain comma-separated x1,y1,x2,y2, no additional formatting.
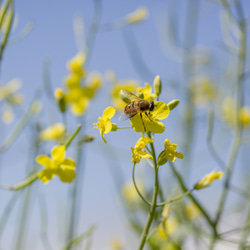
167,99,179,111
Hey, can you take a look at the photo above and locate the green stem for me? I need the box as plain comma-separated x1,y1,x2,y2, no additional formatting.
66,121,85,249
0,172,38,191
0,0,14,62
0,0,11,28
65,124,82,149
137,134,159,250
239,205,250,249
156,189,193,207
132,163,151,206
133,161,194,208
116,126,132,129
14,186,32,249
210,1,246,248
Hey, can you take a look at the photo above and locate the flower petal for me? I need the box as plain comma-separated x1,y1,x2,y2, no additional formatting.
36,155,52,168
130,114,145,132
153,101,170,120
57,168,76,183
100,129,107,144
102,106,116,120
38,169,56,184
137,150,153,160
145,119,165,133
104,119,113,134
61,158,76,170
51,145,66,162
135,137,153,150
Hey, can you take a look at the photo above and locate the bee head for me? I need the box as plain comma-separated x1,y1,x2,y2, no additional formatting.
149,101,155,111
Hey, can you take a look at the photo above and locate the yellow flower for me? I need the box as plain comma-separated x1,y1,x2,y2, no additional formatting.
64,86,89,116
131,137,153,163
194,170,223,190
110,238,123,250
149,216,178,247
126,7,149,24
67,52,86,77
222,97,250,128
40,123,66,142
64,73,102,116
136,82,157,101
130,101,170,133
157,139,183,166
93,106,117,144
64,73,82,88
0,78,24,105
86,72,102,89
185,202,201,220
240,107,250,126
190,77,216,108
82,73,103,99
36,145,76,184
2,107,14,124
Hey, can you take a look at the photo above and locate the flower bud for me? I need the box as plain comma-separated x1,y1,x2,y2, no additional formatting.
167,99,179,111
54,88,66,113
153,75,162,97
194,170,223,190
126,7,148,24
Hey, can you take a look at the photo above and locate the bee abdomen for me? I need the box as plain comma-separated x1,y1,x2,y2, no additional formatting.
139,100,149,111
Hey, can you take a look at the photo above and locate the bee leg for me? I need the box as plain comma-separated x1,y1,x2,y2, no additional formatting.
140,113,146,132
145,112,153,121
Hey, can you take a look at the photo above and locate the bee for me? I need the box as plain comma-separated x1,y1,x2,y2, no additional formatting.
119,89,155,131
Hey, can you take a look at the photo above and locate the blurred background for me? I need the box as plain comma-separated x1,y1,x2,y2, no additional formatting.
0,0,250,249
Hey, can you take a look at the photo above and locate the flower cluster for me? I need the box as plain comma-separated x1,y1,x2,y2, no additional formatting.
0,78,24,123
93,75,183,167
55,52,102,116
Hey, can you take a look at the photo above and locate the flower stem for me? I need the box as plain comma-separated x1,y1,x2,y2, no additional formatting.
137,134,159,250
0,172,38,191
65,124,82,149
132,163,151,206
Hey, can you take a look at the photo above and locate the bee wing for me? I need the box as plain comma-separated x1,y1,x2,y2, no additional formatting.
119,112,130,121
120,89,140,103
119,111,138,121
